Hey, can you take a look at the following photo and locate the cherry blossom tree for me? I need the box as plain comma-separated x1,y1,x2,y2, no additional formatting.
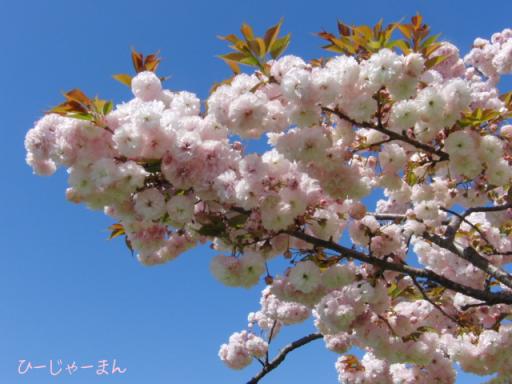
25,15,512,384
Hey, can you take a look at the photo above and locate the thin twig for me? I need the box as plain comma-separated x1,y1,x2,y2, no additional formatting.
322,106,449,161
265,320,278,365
247,333,322,384
377,314,397,336
411,277,459,324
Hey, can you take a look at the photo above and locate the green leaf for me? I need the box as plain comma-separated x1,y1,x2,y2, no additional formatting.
402,326,438,342
269,33,291,59
405,163,419,186
367,40,382,50
239,55,260,66
420,33,441,49
227,214,249,228
141,160,161,173
103,100,113,115
387,282,402,298
386,39,411,54
424,42,442,58
425,54,448,69
197,220,226,237
68,112,94,121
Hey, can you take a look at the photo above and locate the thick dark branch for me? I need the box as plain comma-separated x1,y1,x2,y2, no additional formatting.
423,232,512,290
443,203,512,241
322,107,449,161
461,302,487,311
230,205,512,299
442,207,490,243
441,207,512,256
247,333,322,384
286,230,512,305
465,203,512,214
366,207,512,289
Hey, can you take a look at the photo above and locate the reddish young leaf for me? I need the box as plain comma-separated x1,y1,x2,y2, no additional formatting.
412,13,423,28
397,23,412,39
108,223,125,240
131,49,144,72
218,34,241,44
64,88,93,107
248,38,266,57
219,52,248,62
240,23,254,41
263,19,283,53
144,52,161,72
337,20,352,36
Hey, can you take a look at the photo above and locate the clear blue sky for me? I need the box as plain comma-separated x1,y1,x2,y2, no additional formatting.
2,1,511,383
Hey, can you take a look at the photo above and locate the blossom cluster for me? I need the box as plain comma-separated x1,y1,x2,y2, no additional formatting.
25,23,512,383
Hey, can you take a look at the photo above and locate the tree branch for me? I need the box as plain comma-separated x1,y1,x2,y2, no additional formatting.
286,229,512,305
230,205,512,299
247,333,322,384
410,276,459,324
443,203,512,241
367,206,512,289
322,106,449,161
422,232,512,290
366,212,407,221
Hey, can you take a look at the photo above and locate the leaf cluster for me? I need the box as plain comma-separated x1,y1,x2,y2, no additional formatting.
113,49,163,87
218,19,291,75
48,88,112,124
316,13,447,68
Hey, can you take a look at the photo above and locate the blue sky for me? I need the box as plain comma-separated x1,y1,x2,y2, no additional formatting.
2,0,512,383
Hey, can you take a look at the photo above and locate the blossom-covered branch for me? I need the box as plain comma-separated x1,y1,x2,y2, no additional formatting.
422,231,512,289
322,106,450,160
25,15,512,384
287,229,512,305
